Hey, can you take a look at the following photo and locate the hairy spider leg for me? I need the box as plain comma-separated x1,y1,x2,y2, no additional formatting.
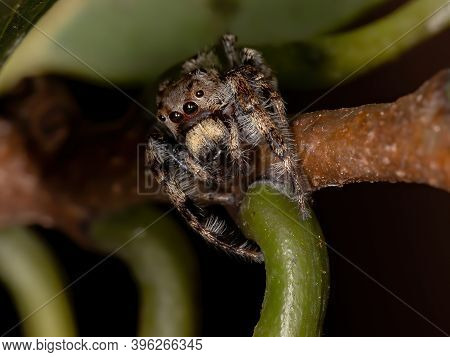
258,80,311,207
181,50,220,74
146,136,263,262
240,47,276,87
228,69,310,217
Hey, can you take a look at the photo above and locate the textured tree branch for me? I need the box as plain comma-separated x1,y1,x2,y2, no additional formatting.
0,70,448,238
291,69,450,191
0,77,155,239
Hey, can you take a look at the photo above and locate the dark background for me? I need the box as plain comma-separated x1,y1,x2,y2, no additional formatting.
0,4,449,337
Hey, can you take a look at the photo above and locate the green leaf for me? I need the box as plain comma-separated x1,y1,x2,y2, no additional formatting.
1,0,444,92
0,0,386,91
0,227,76,336
229,0,387,45
263,0,450,88
240,183,329,337
0,0,224,92
0,0,56,66
91,204,199,337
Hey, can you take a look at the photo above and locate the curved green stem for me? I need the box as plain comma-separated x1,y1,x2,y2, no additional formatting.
91,204,198,337
0,227,76,336
264,0,450,88
240,183,329,336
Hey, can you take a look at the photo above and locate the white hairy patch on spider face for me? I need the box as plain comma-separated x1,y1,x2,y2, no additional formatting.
185,117,228,159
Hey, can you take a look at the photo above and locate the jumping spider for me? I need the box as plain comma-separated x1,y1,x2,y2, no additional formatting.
146,34,309,262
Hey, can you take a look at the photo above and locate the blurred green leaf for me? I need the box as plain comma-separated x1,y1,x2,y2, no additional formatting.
1,0,446,93
263,0,450,88
229,0,386,45
0,0,387,91
0,0,223,92
0,0,56,66
91,204,199,337
0,227,76,336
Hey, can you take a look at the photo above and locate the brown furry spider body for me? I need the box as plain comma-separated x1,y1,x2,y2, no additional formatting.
146,34,309,261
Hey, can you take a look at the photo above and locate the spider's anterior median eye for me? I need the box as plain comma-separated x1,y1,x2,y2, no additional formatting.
169,111,183,123
195,90,204,98
183,101,198,114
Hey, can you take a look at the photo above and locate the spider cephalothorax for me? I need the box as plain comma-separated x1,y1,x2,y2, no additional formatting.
146,34,310,261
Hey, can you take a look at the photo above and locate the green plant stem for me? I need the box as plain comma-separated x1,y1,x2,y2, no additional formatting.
240,184,329,337
91,204,198,337
0,227,76,336
264,0,450,88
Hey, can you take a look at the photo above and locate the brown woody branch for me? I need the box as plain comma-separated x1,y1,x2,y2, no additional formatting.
0,70,448,239
291,69,450,192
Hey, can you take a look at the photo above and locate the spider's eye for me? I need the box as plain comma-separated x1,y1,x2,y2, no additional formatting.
183,101,198,115
169,111,183,123
195,90,204,98
158,115,166,122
